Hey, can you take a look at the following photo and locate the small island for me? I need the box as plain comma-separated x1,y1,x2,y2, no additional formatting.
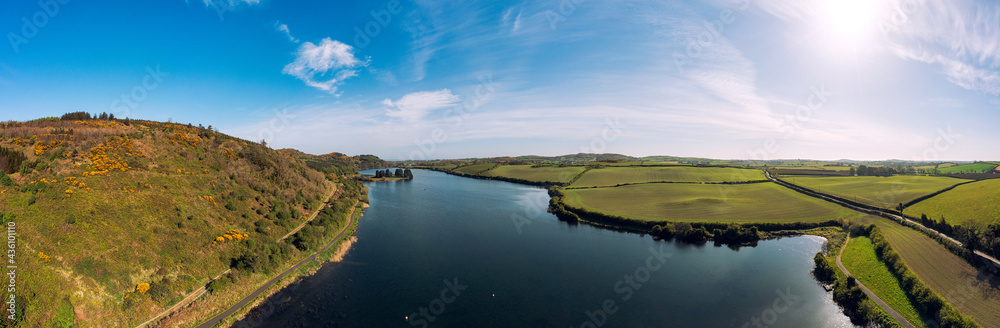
365,168,414,182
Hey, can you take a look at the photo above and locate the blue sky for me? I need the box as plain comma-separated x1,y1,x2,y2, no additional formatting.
1,0,998,161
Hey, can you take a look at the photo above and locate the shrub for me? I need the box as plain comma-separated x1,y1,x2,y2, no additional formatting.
148,278,172,302
135,283,150,294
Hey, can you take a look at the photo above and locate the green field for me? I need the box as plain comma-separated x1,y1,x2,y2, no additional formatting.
772,165,852,171
873,219,1000,327
570,166,765,188
842,236,930,327
562,182,861,223
484,165,587,183
452,163,497,175
908,178,1000,226
785,176,965,208
936,162,999,174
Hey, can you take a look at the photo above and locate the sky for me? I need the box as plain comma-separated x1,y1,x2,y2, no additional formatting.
1,0,998,161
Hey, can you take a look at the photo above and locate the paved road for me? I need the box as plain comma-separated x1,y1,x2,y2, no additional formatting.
135,269,231,328
196,200,360,328
836,235,916,328
765,170,1000,268
135,182,340,328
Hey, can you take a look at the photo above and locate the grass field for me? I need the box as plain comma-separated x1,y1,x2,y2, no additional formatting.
936,162,999,174
785,176,965,208
484,165,587,183
873,219,1000,327
452,163,497,175
562,182,861,223
842,236,930,327
569,166,765,187
908,178,1000,226
772,165,852,171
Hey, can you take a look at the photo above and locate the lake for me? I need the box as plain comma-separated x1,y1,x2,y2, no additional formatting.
234,169,854,327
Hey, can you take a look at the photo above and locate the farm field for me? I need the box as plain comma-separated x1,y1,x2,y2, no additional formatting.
570,166,765,188
841,236,930,327
452,163,497,175
784,176,965,208
908,178,1000,226
936,162,999,174
484,165,587,183
771,165,852,171
562,182,862,223
873,219,1000,327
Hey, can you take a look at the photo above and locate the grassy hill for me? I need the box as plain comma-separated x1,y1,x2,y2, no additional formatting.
0,115,365,326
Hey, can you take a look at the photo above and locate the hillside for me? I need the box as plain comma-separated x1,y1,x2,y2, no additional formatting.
0,115,365,326
278,149,387,176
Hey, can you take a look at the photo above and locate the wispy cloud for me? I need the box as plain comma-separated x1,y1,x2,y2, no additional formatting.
275,21,299,43
382,89,460,121
282,38,364,94
200,0,261,9
885,0,1000,95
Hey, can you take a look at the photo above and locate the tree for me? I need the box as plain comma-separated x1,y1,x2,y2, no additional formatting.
375,170,383,178
108,113,115,120
403,169,413,178
395,168,404,177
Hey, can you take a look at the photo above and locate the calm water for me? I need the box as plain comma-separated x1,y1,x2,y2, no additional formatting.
235,170,854,327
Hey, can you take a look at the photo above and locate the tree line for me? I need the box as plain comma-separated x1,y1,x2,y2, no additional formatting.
374,168,413,179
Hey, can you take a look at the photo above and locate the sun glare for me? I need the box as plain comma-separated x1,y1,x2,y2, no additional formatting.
822,0,882,39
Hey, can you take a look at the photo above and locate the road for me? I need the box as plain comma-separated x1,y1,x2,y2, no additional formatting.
135,181,338,328
764,170,1000,268
196,199,361,328
135,269,231,328
836,235,916,328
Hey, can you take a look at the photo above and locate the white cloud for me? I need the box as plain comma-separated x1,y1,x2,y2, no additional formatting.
201,0,260,8
892,45,1000,95
282,38,363,94
275,21,299,43
382,89,460,121
885,0,1000,95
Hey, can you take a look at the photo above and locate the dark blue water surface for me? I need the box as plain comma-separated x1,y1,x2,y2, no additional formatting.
236,169,853,327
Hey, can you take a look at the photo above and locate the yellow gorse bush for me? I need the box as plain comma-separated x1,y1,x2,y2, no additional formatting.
135,283,150,294
73,120,117,129
213,229,249,244
86,137,142,176
167,131,201,148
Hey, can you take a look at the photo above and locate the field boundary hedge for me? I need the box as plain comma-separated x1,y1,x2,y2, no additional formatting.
866,225,981,327
565,179,771,189
902,180,977,208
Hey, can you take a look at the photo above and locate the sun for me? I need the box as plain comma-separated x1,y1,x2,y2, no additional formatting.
821,0,882,40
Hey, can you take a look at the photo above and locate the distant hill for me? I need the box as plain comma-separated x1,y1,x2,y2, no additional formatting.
0,114,364,326
279,149,387,176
